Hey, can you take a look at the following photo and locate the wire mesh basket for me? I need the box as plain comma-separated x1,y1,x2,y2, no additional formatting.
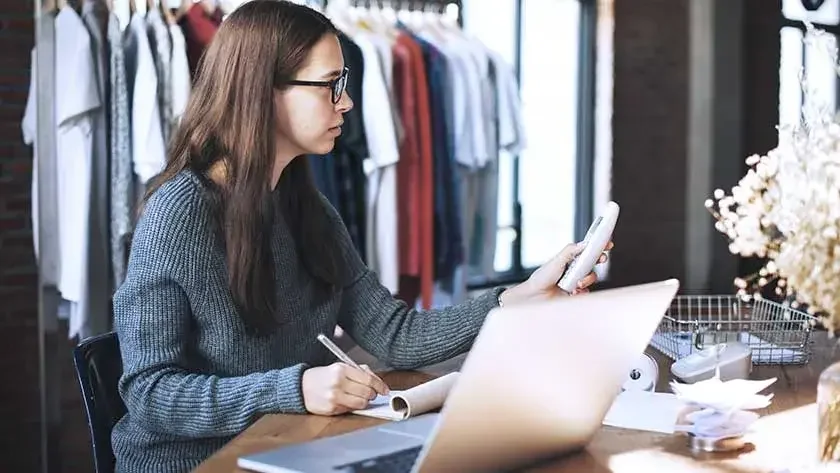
649,295,818,365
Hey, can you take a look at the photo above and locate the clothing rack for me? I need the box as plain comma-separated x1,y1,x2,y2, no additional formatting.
30,1,198,471
321,0,462,24
327,0,459,9
30,1,513,471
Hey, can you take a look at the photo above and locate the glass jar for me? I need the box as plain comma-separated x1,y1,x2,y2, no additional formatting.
818,360,840,462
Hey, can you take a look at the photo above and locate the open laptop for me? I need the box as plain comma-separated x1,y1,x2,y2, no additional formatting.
237,279,680,473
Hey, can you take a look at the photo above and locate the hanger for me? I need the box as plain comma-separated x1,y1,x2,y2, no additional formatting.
355,0,376,31
407,1,427,32
395,0,414,28
439,1,460,33
368,0,398,38
380,0,398,23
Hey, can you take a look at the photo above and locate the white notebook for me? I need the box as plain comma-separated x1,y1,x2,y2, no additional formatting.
352,372,460,421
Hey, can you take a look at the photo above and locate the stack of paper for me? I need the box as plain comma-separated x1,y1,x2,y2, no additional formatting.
670,376,777,440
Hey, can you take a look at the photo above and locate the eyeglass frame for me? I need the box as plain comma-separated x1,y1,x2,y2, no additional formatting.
285,66,350,104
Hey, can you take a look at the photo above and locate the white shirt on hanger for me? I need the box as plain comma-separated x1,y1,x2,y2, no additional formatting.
429,27,488,169
169,24,191,123
22,17,60,288
128,14,166,184
457,34,491,168
490,50,527,155
350,30,400,295
55,5,101,337
366,30,404,144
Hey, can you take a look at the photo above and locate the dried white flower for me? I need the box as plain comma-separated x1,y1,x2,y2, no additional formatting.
708,22,840,333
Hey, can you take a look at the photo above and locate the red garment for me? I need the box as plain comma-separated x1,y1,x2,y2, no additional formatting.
392,38,420,276
393,33,434,309
179,4,223,78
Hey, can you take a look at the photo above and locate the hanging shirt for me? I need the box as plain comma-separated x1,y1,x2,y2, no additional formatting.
393,31,434,309
350,30,401,294
79,0,112,339
477,51,527,277
420,31,473,168
332,32,368,262
365,29,404,144
55,5,102,338
179,4,222,78
127,14,166,184
408,32,464,283
492,49,527,155
146,8,173,148
447,31,489,168
462,36,494,167
469,57,501,279
109,12,133,288
22,15,59,288
392,36,421,278
169,23,191,123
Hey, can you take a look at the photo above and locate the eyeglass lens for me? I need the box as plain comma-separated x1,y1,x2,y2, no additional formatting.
333,71,348,103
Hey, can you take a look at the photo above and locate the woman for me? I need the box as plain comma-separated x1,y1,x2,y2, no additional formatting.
110,1,609,472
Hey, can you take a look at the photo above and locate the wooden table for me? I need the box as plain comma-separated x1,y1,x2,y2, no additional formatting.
195,333,840,472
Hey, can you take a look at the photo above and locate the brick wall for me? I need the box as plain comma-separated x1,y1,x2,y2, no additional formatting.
0,0,42,470
609,0,781,289
610,0,691,287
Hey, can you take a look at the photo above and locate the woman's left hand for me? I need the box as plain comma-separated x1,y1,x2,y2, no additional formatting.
499,241,613,306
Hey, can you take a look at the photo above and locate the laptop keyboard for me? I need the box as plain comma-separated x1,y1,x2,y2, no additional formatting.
334,445,422,473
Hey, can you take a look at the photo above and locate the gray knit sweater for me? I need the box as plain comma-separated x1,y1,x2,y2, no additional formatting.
111,170,503,473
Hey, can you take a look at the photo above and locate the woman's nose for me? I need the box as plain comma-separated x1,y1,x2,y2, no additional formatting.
336,90,353,113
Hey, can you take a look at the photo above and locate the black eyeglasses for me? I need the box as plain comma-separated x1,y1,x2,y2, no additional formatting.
286,66,349,104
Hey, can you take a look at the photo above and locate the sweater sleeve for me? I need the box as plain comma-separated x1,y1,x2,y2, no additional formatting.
339,271,504,369
323,195,504,369
113,186,308,439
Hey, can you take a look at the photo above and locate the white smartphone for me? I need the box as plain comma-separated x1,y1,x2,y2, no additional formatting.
557,201,619,293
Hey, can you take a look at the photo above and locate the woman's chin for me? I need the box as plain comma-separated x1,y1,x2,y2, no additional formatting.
309,139,337,156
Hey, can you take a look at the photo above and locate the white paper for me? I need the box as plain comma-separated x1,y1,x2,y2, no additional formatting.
670,377,776,412
352,373,461,421
355,391,405,420
602,391,686,434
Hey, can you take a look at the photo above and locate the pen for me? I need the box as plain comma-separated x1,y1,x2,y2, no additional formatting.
316,333,364,371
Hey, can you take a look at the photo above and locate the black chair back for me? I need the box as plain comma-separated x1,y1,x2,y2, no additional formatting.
73,332,126,473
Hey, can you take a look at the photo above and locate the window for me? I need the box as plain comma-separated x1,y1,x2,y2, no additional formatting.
464,0,598,281
518,0,582,269
780,0,840,131
462,0,519,273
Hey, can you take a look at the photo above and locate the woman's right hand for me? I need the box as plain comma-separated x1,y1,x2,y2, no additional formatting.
301,363,390,415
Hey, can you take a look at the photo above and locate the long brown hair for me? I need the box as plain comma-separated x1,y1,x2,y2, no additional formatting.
143,0,344,334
